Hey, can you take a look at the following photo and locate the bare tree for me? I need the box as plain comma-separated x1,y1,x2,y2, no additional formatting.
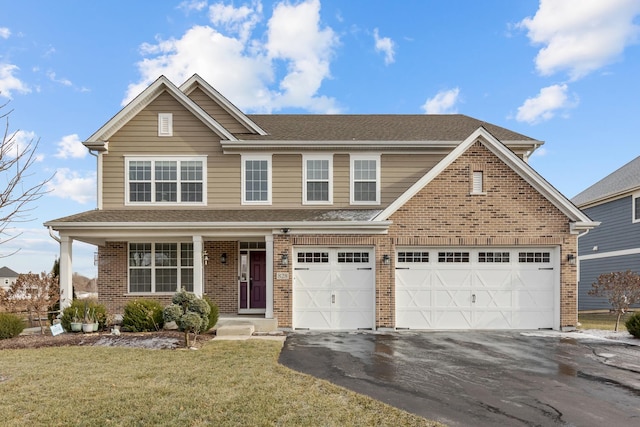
0,101,52,253
589,270,640,331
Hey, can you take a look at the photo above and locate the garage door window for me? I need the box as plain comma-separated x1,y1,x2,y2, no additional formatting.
438,252,470,263
338,252,369,263
518,252,550,263
398,251,429,262
297,252,329,263
478,252,510,263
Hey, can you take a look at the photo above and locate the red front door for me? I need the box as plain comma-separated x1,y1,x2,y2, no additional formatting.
250,252,266,309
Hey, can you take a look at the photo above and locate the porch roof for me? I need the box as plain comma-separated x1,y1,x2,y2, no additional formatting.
45,208,383,226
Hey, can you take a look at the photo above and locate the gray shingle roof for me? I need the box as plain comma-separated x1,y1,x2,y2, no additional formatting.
572,156,640,207
242,114,535,142
46,209,383,224
0,266,19,277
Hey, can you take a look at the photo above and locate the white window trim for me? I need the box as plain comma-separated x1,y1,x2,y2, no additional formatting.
350,154,381,205
241,154,272,205
158,113,173,137
124,156,207,206
302,154,333,205
471,170,486,195
127,242,194,294
633,191,640,223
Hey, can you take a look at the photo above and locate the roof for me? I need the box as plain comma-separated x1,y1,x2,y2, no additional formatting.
572,156,640,207
242,114,536,142
0,266,19,277
46,209,383,225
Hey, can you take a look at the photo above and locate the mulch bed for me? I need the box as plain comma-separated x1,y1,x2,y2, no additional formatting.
0,329,216,350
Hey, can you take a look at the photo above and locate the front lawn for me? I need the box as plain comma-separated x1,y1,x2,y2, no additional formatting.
578,311,634,331
0,339,440,426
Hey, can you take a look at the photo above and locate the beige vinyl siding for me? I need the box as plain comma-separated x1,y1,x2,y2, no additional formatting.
381,154,445,205
187,87,250,135
103,92,238,208
333,154,350,207
273,154,302,206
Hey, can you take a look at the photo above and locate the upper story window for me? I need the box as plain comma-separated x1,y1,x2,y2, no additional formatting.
350,154,380,205
242,154,272,205
303,155,333,204
158,113,173,137
633,192,640,223
125,156,206,205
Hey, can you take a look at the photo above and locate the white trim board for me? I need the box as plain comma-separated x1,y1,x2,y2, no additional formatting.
579,247,640,261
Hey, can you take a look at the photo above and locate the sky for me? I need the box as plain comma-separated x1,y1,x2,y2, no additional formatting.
0,0,639,278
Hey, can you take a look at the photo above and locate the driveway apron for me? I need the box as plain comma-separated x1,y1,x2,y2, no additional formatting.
279,331,640,426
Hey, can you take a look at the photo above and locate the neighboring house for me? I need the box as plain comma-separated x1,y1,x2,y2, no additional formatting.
45,74,597,331
572,156,640,311
0,266,19,292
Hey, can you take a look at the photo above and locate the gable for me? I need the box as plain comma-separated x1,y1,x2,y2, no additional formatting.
572,155,640,208
377,127,597,233
187,87,251,135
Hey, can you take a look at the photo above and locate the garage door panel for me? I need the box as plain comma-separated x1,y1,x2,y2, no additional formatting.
396,247,557,330
293,248,374,330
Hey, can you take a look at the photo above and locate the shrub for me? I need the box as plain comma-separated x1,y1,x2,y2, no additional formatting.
61,300,107,331
122,299,164,332
202,296,219,333
164,289,210,347
625,312,640,338
0,312,26,339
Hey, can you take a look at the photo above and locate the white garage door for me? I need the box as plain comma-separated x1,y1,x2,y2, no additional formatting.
293,248,375,330
396,248,558,330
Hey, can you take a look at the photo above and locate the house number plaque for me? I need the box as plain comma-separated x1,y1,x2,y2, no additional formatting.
276,272,290,280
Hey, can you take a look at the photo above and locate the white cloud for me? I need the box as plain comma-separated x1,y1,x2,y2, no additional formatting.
5,129,44,162
46,169,96,204
0,27,10,39
0,64,30,98
178,0,208,13
125,0,340,113
54,134,86,159
421,88,461,114
519,0,640,80
516,84,577,124
373,28,395,65
47,71,72,87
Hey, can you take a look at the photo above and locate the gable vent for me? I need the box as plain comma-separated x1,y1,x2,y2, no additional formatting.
158,113,173,137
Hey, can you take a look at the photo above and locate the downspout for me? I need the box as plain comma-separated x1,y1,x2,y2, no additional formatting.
48,226,61,243
88,149,99,209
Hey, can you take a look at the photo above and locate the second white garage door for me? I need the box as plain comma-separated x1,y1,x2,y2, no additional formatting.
293,248,375,330
396,248,559,330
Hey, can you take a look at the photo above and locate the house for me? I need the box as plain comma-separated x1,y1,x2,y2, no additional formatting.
0,266,19,292
572,156,640,311
45,74,597,331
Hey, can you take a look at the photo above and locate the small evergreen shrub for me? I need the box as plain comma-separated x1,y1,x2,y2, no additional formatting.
0,312,26,339
625,312,640,338
202,296,219,333
122,299,164,332
61,300,108,331
164,289,210,347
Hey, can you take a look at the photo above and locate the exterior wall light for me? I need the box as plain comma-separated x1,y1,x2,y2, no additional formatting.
203,251,209,266
281,252,289,267
220,253,227,264
382,254,391,265
567,254,576,265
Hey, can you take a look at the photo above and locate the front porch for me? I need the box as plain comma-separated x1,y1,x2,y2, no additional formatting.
215,314,279,334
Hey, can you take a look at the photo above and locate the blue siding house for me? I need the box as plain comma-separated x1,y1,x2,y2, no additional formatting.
572,156,640,310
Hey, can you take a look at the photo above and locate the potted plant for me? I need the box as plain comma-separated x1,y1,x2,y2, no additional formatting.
82,303,94,333
70,308,82,332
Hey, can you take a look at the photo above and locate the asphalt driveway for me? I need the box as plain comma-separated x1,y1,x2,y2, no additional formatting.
279,331,640,426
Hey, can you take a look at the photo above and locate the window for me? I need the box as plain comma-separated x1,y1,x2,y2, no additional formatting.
126,157,205,205
633,192,640,223
242,155,272,204
397,251,429,263
297,252,329,263
129,243,194,293
351,154,380,204
158,113,173,137
518,252,550,263
338,252,369,263
478,252,510,263
438,252,470,263
303,155,332,204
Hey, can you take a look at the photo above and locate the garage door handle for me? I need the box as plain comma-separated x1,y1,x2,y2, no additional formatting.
331,295,335,303
357,267,372,270
472,294,476,303
396,267,410,270
295,268,309,270
539,268,554,270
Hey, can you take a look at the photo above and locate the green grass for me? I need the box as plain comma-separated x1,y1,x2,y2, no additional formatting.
578,311,635,331
0,340,441,426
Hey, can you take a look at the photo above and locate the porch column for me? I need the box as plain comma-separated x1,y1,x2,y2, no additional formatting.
193,235,203,297
265,234,274,319
59,235,73,310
